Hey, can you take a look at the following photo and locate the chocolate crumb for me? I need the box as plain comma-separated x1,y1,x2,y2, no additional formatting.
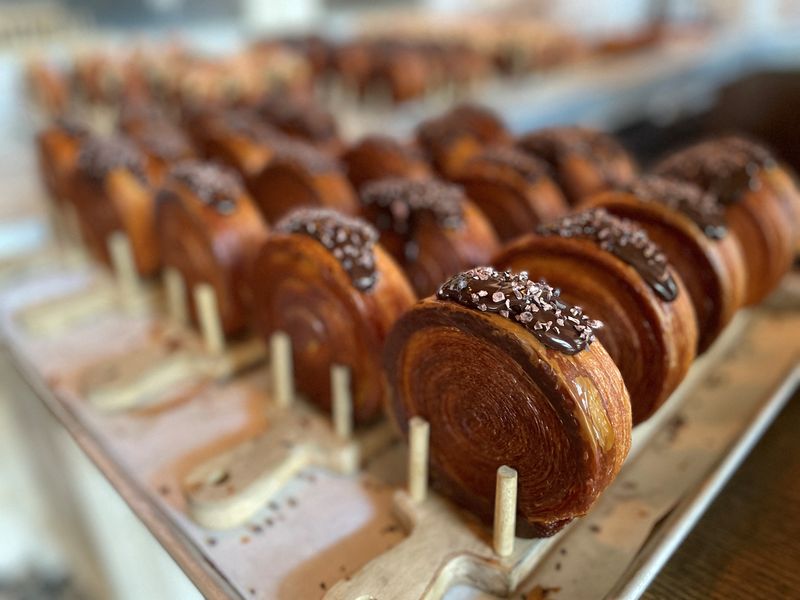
437,266,602,355
277,208,379,291
538,208,678,302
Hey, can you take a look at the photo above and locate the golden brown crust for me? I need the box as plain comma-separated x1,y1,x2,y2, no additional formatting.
247,143,358,224
250,234,415,423
36,124,87,204
587,191,746,353
155,167,268,335
454,147,569,241
383,296,631,536
495,234,697,424
341,135,431,192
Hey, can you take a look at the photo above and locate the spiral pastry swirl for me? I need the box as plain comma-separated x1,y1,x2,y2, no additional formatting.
383,267,631,536
250,209,415,423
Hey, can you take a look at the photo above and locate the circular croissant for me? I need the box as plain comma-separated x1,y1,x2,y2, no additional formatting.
360,177,500,297
384,267,632,537
36,117,90,204
516,127,637,206
416,104,510,179
454,146,569,241
70,135,160,276
342,135,431,192
654,136,798,305
495,209,698,424
156,161,269,335
247,139,358,224
250,208,416,423
587,176,747,353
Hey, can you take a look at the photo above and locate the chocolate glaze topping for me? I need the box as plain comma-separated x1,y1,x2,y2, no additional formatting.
138,126,193,161
277,208,379,291
538,208,678,302
624,175,727,239
170,160,243,215
77,136,147,184
257,96,338,142
655,136,777,205
222,110,285,146
468,146,548,182
437,266,602,355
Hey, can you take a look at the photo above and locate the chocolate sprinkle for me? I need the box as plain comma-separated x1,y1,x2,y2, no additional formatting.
169,160,243,215
361,178,465,262
654,136,777,205
623,175,727,239
277,208,379,291
437,266,602,355
538,208,678,302
77,135,147,184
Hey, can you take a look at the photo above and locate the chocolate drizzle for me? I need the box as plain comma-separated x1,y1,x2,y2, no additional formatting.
538,208,678,302
624,175,727,239
655,136,777,205
277,208,379,291
437,266,601,355
170,161,243,215
361,178,465,261
77,136,147,184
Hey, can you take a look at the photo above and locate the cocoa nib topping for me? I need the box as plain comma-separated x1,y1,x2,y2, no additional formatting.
437,266,602,355
277,208,378,291
654,136,777,205
467,146,548,182
538,208,678,302
170,161,243,215
77,135,147,184
624,175,727,240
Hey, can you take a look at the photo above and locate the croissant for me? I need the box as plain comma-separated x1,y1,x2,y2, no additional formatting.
453,145,569,241
250,208,416,423
156,161,269,335
131,123,196,185
36,117,90,204
416,104,510,179
341,135,431,192
255,95,340,154
654,136,798,305
117,100,171,137
360,177,500,296
587,176,747,353
70,135,160,276
516,127,638,206
247,139,358,224
383,266,632,537
495,208,698,424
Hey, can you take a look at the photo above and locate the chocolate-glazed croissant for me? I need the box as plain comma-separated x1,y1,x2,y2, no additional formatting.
131,123,196,185
250,208,415,423
255,95,340,155
247,139,358,224
495,209,697,424
36,117,90,204
156,161,268,335
360,177,500,296
416,104,510,179
384,267,631,537
342,135,431,192
588,176,746,353
453,146,569,241
654,136,798,305
516,127,637,206
70,135,160,276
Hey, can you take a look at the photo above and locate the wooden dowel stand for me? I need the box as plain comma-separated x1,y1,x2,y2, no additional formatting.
107,231,142,306
408,417,430,503
270,332,294,409
164,267,188,326
493,465,518,557
331,365,352,440
193,283,225,355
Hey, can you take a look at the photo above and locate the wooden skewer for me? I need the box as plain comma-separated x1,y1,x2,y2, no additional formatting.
493,465,518,558
408,416,430,503
193,283,225,355
107,231,141,305
331,365,352,440
270,332,294,409
164,267,188,326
